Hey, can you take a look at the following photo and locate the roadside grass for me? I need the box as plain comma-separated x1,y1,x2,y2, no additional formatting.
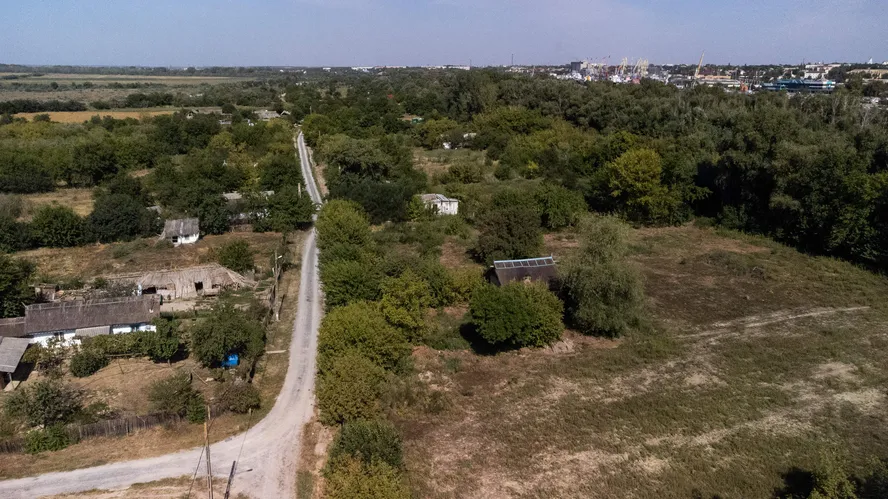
40,475,252,498
398,224,888,498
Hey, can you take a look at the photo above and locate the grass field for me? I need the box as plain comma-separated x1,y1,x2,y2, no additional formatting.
0,73,254,85
14,109,175,123
398,225,888,499
20,188,96,218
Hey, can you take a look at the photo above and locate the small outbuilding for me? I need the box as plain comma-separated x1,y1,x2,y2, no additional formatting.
420,194,459,216
162,218,200,246
105,264,254,301
490,257,558,287
0,337,30,388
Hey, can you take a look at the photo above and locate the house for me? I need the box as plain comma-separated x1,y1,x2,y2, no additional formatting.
104,264,255,301
223,191,274,224
255,110,281,121
0,295,161,346
0,337,30,389
490,257,558,287
162,218,200,246
420,194,459,216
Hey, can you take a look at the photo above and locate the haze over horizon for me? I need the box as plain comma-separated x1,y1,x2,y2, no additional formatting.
2,0,886,67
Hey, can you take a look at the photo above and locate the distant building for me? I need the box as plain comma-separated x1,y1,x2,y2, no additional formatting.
762,79,836,93
490,257,558,287
255,110,281,121
162,218,200,246
420,194,459,216
570,61,583,73
0,296,161,346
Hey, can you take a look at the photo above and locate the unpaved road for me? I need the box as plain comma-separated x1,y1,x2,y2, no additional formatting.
0,133,325,499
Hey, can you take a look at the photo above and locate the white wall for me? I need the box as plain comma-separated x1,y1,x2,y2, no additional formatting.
29,331,77,346
173,234,200,246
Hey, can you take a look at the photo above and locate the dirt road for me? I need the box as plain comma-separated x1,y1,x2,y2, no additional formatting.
0,133,325,499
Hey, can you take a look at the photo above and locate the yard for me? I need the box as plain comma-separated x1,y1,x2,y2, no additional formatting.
398,224,888,498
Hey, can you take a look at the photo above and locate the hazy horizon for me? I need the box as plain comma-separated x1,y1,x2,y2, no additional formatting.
2,0,886,68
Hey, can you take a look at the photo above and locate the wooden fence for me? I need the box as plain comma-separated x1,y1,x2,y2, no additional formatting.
0,405,226,454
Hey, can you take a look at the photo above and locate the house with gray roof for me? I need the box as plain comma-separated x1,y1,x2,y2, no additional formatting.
162,218,200,246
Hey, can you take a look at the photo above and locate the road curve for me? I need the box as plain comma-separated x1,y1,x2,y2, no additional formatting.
0,133,325,499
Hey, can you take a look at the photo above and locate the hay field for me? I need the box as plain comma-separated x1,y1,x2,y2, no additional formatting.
400,225,888,498
14,109,175,123
20,188,96,218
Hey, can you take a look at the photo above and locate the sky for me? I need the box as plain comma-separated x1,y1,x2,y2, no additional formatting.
1,0,886,67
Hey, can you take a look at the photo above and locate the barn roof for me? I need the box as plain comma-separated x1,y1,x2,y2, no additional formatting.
492,257,558,286
23,296,161,335
420,193,458,203
163,218,200,237
105,264,254,290
0,317,25,339
0,337,30,373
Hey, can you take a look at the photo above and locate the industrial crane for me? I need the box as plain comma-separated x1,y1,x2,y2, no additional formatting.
694,51,705,80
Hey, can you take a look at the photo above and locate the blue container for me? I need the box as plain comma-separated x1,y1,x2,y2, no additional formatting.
222,353,240,368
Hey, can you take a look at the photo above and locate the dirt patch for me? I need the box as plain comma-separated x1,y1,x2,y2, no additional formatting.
813,362,861,384
439,238,474,268
636,456,669,475
834,389,886,415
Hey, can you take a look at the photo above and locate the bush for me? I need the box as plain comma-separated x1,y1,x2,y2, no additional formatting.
215,381,261,414
474,202,542,264
449,267,485,303
69,349,109,377
31,205,85,248
380,269,433,340
317,302,411,375
87,194,155,243
3,379,82,427
470,282,564,349
534,183,587,229
317,353,386,425
325,456,410,499
148,371,205,422
190,303,266,367
316,200,374,252
217,239,254,273
559,215,646,337
25,424,72,454
329,419,404,469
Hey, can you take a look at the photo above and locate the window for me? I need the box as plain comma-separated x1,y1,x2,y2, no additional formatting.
195,281,204,293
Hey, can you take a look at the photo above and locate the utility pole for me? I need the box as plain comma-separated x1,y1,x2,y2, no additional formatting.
223,462,237,499
205,409,214,499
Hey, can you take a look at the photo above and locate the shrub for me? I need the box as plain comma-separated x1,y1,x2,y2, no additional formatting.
534,183,587,229
190,303,266,367
317,353,386,425
449,267,485,303
470,282,564,349
87,193,155,243
448,160,483,184
0,254,36,318
25,424,72,454
329,419,404,469
559,215,646,337
474,202,542,264
380,269,433,340
148,371,205,422
316,200,373,252
31,205,85,248
215,381,261,414
69,349,109,378
4,379,82,427
325,456,410,499
143,318,182,362
266,185,316,231
217,239,254,273
317,302,411,375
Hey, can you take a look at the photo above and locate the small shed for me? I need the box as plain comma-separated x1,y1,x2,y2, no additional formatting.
491,257,558,287
162,218,200,246
0,337,31,387
420,194,459,216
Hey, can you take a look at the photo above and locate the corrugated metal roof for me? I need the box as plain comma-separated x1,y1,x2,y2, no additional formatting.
491,257,558,287
0,337,30,373
0,317,25,338
493,257,556,270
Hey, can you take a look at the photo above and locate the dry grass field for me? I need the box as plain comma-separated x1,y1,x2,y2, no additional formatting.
14,110,174,123
398,225,888,498
42,476,250,499
20,188,96,218
0,73,253,85
15,232,285,280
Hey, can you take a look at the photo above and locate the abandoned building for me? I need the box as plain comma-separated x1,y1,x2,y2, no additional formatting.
162,218,200,246
255,109,281,121
0,295,161,346
104,264,254,301
420,193,460,216
490,257,558,287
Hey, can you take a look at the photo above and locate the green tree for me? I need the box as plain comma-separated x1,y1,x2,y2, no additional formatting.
266,185,316,231
317,352,387,425
143,317,182,362
31,205,85,247
321,259,383,310
325,456,410,499
534,183,587,229
559,215,646,337
190,303,265,367
329,419,404,469
69,349,109,377
469,282,564,349
316,200,373,252
215,381,261,414
474,203,543,264
197,195,231,236
602,148,678,223
217,239,254,273
4,379,82,427
0,254,36,318
259,154,303,190
317,302,411,375
380,269,433,339
88,193,155,243
148,371,206,422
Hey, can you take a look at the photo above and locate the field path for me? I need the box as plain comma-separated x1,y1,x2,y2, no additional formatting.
0,133,325,499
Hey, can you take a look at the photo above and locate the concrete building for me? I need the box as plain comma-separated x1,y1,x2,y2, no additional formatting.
420,194,459,216
162,218,200,246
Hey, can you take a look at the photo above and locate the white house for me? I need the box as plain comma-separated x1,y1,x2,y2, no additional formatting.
162,218,200,246
420,194,459,216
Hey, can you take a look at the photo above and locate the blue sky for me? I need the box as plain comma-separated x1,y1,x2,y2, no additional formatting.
1,0,886,67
